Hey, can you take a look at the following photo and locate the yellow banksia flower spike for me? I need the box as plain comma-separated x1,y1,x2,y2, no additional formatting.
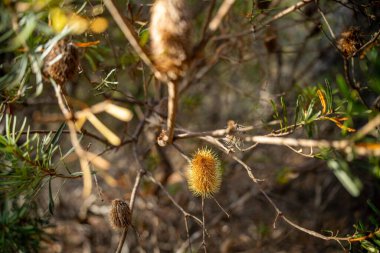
187,147,222,198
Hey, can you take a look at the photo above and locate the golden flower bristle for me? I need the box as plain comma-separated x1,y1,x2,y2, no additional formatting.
187,147,222,198
109,199,132,230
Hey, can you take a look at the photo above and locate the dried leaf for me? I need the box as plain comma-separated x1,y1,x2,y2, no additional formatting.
355,143,380,150
104,103,133,122
80,158,92,198
317,89,327,114
323,117,356,132
74,41,100,48
86,112,121,146
86,151,110,170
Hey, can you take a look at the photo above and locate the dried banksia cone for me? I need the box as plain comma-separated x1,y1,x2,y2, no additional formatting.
150,0,192,80
187,147,222,198
109,199,132,230
337,27,361,57
43,38,79,85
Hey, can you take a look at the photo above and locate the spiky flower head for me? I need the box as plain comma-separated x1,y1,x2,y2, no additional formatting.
187,147,222,198
109,199,131,230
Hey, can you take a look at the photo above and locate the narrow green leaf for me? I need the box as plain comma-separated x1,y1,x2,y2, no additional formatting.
327,159,363,197
46,123,66,152
48,177,54,215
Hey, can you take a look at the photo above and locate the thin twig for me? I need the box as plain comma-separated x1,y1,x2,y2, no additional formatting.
103,0,155,71
351,29,380,58
243,135,380,156
201,0,217,39
317,6,336,40
208,0,236,32
214,0,313,41
201,197,207,253
166,81,178,144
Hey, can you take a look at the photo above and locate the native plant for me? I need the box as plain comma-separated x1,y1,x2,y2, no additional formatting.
1,0,380,252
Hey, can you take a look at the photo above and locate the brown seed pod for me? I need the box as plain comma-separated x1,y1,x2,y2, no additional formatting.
109,199,132,230
43,38,79,85
337,27,362,57
150,0,191,80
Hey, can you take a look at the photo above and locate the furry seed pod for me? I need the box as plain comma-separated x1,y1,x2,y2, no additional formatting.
43,38,79,85
187,147,222,198
337,27,361,57
109,199,132,230
150,0,191,80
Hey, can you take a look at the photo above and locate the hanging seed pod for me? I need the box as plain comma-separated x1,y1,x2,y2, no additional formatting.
109,199,132,230
43,38,79,85
150,0,192,80
187,147,222,198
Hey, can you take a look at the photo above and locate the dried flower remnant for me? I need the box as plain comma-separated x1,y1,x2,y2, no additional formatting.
187,147,222,198
337,27,362,57
43,39,79,85
109,199,132,230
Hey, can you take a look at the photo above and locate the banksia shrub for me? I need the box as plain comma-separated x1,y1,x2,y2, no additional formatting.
109,199,132,230
42,38,79,85
187,147,222,198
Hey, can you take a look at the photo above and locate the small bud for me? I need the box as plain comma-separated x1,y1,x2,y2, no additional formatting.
109,199,132,230
187,147,222,198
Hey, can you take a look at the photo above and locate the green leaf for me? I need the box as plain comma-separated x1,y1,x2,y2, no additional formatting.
139,28,150,47
361,240,380,253
327,159,363,197
48,177,54,215
4,16,36,52
46,123,66,152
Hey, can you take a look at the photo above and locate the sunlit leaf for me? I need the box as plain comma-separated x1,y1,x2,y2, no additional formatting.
327,159,362,197
89,17,108,34
104,104,133,122
74,40,100,48
323,116,356,132
86,112,121,146
317,89,327,114
67,14,89,35
50,8,68,33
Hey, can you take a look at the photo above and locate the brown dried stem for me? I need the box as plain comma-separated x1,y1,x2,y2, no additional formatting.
166,81,178,144
200,136,353,244
214,0,313,41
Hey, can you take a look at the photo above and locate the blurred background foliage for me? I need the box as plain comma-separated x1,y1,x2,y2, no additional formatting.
0,0,380,252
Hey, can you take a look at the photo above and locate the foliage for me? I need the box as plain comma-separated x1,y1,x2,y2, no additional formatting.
0,0,380,252
0,198,46,253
